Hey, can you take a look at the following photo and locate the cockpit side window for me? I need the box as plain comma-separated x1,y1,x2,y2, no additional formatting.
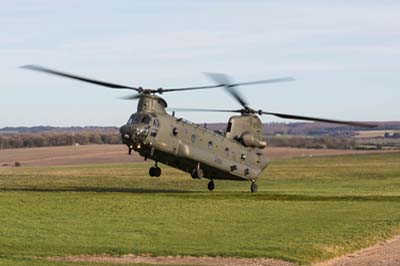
150,116,159,137
127,115,136,124
134,114,142,124
141,115,151,124
153,119,160,128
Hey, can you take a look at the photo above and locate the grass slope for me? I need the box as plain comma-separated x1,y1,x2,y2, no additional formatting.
0,153,400,265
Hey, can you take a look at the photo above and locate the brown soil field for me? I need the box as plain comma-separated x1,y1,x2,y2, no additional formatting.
264,147,396,160
0,145,396,167
0,145,141,167
355,130,400,138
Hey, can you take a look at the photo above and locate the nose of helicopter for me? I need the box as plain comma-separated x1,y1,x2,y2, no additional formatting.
119,124,150,146
119,124,132,141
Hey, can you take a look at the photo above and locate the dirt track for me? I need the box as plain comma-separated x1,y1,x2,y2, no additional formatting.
0,144,395,167
48,235,400,266
315,235,400,266
49,255,296,266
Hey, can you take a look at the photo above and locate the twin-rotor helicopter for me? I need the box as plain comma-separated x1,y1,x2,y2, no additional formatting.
22,65,375,192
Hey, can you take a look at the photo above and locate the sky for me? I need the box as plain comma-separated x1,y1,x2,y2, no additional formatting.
0,0,399,127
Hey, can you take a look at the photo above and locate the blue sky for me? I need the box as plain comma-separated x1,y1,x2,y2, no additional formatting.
1,0,399,127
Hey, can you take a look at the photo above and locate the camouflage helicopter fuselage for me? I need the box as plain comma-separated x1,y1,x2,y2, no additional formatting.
120,95,269,183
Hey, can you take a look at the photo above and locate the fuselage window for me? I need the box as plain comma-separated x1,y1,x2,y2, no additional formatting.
225,147,229,156
191,134,196,143
208,141,213,149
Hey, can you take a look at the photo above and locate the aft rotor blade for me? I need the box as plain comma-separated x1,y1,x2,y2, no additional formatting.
21,65,140,91
170,107,242,113
229,77,295,87
204,72,249,108
261,111,377,128
225,86,248,108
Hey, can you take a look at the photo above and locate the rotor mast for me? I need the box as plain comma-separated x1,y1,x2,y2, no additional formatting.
137,94,168,114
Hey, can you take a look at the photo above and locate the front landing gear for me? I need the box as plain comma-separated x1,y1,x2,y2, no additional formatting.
149,167,161,177
149,162,161,177
208,180,215,191
250,181,258,193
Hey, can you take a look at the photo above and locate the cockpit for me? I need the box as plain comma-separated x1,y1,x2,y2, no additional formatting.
124,113,160,140
120,113,160,153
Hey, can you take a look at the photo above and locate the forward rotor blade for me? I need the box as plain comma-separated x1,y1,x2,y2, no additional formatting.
119,94,142,100
261,111,377,128
21,65,140,91
170,107,242,113
203,72,231,86
161,84,224,93
204,72,249,108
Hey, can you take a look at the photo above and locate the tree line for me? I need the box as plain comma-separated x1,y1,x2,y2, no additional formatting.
0,132,121,149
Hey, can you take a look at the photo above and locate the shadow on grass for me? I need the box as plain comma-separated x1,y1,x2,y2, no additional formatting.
1,186,400,202
171,193,400,202
0,186,190,193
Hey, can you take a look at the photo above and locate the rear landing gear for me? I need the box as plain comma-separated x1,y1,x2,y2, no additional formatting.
208,180,215,191
191,167,203,179
250,181,258,193
149,162,161,177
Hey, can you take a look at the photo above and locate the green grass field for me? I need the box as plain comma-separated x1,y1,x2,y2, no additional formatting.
1,153,400,265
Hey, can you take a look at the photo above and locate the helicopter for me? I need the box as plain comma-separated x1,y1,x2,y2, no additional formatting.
21,65,376,192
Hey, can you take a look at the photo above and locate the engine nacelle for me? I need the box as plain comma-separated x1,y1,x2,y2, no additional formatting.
241,131,267,149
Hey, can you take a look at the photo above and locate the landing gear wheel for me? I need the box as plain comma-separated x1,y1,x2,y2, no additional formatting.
154,167,161,177
149,164,161,177
208,180,215,191
191,168,203,179
149,167,156,177
250,182,258,193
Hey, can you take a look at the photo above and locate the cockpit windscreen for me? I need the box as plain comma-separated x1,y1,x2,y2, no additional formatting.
127,114,152,125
